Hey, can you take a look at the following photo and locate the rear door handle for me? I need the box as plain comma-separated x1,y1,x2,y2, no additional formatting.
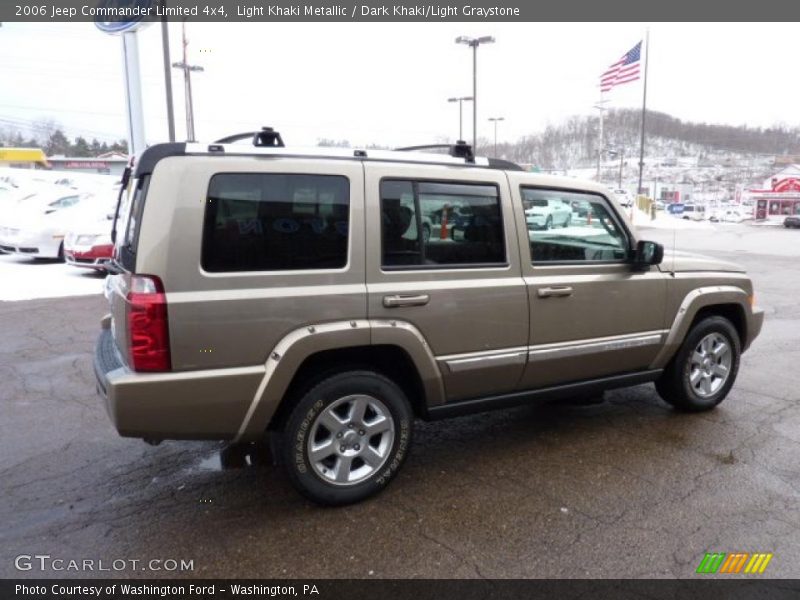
383,294,430,308
537,286,574,298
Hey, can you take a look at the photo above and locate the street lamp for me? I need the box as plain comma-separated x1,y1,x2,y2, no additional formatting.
455,35,495,152
488,116,504,157
447,96,473,141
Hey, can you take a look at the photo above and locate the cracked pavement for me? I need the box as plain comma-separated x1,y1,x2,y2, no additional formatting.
1,223,798,579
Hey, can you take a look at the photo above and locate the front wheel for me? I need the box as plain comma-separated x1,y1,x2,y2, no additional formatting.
655,316,741,412
282,370,413,505
544,215,553,230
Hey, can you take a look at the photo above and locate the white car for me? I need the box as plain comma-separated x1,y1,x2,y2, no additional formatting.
717,209,746,223
0,191,104,259
612,189,635,208
525,197,572,229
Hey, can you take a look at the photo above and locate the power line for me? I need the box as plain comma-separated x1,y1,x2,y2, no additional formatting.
0,116,125,143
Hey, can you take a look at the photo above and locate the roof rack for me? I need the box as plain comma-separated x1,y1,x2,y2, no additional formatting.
395,140,475,164
214,126,285,147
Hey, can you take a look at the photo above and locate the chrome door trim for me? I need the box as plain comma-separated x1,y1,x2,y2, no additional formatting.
438,347,528,374
527,330,667,362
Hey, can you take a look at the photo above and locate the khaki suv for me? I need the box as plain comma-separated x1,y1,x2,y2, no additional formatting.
94,132,764,505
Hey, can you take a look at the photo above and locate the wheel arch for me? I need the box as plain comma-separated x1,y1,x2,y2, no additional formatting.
234,319,444,441
650,286,751,369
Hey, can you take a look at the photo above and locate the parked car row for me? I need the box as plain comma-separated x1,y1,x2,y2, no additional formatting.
0,169,119,272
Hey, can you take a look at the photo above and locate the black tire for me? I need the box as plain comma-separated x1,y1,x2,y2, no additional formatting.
563,213,572,228
422,224,431,242
655,316,741,412
281,370,413,506
544,215,553,230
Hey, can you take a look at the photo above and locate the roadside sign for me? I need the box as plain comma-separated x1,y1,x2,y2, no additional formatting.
94,0,153,34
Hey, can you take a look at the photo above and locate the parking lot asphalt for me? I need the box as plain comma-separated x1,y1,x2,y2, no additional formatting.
1,223,798,579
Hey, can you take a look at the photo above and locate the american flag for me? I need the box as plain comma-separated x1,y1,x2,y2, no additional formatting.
600,41,642,93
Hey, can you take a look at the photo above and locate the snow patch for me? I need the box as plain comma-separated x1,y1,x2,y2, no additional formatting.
632,207,712,231
0,254,104,302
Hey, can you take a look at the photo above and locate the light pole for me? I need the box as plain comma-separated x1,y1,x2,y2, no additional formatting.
488,117,504,157
447,96,473,141
455,35,495,152
172,20,204,141
160,1,175,142
607,147,624,189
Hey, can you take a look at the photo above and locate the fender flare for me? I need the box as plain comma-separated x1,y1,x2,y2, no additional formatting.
649,285,749,370
234,319,444,441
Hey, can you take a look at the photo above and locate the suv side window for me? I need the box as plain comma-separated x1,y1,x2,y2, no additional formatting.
381,179,505,268
202,173,349,272
521,187,629,263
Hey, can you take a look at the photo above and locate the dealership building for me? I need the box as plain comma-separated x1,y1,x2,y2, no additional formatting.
46,152,128,176
745,165,800,222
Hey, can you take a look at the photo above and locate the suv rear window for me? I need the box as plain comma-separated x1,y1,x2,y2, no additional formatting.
202,173,349,272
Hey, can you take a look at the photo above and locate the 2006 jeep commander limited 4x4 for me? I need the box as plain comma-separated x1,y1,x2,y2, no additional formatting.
95,130,763,505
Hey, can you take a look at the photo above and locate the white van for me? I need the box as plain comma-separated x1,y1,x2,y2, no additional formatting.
680,204,706,221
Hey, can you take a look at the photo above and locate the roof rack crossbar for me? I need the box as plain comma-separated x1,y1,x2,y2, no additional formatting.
214,127,285,147
394,144,451,152
394,141,475,164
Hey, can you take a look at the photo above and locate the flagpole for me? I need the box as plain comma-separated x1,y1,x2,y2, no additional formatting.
597,94,603,181
595,92,606,182
637,29,650,201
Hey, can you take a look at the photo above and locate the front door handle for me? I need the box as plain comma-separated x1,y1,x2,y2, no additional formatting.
537,286,574,298
383,294,430,308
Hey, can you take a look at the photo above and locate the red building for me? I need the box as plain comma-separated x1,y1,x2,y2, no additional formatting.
746,166,800,222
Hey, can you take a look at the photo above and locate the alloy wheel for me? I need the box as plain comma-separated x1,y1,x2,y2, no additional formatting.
307,394,395,486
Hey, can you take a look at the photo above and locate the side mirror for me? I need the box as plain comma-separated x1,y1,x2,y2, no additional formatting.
632,240,664,270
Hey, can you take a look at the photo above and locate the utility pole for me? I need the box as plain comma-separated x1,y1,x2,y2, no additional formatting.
172,20,204,142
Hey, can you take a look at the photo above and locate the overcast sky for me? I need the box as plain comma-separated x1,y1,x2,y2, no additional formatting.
1,22,799,149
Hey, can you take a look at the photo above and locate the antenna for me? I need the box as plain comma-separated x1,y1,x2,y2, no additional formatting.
671,226,676,276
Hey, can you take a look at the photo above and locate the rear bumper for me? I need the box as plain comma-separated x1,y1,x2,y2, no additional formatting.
94,326,263,441
66,252,112,270
0,233,62,258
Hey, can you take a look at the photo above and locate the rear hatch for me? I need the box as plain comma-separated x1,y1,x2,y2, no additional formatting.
107,165,149,367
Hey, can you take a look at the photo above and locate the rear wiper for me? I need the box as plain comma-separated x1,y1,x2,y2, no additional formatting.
111,166,132,244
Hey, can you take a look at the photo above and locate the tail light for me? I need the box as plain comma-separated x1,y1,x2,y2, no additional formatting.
127,275,171,372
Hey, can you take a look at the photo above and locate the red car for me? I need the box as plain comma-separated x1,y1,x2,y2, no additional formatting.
64,222,114,271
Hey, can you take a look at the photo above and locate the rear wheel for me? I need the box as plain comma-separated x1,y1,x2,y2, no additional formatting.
655,316,741,412
544,215,553,230
282,370,413,505
563,213,572,228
